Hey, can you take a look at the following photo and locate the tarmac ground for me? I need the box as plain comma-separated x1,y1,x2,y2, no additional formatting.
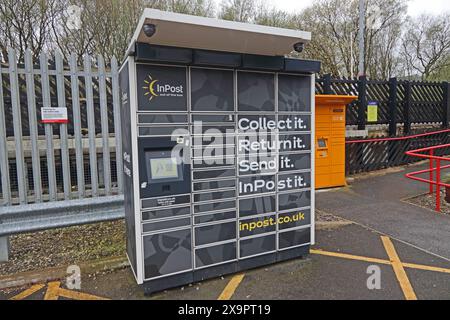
1,162,450,300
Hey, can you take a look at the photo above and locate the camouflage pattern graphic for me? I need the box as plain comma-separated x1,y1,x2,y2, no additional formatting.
240,234,276,258
195,242,236,268
238,71,275,111
191,68,234,111
143,229,192,279
278,74,311,112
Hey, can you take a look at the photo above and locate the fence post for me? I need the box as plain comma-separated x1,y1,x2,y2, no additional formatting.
323,73,332,94
0,60,11,205
388,77,398,137
443,81,450,128
8,48,27,204
111,57,123,193
55,51,72,200
40,52,57,201
404,81,412,135
25,49,43,203
83,55,99,197
0,236,9,262
357,75,367,130
69,53,85,198
98,54,111,195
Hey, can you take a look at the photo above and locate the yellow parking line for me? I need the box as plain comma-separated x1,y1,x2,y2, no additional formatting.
311,249,450,275
44,281,61,300
56,287,109,300
310,249,392,265
218,274,245,300
9,284,45,300
42,281,108,300
381,236,417,300
403,262,450,274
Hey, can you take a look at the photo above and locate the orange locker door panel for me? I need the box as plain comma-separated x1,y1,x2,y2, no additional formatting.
315,95,357,189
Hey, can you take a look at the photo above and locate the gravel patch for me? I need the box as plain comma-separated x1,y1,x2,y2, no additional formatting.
405,190,450,215
315,209,346,223
0,220,126,276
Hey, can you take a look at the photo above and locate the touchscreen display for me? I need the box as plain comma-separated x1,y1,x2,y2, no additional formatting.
318,139,327,148
145,149,183,183
150,158,179,180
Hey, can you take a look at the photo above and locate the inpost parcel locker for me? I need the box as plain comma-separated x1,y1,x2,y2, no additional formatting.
120,9,320,294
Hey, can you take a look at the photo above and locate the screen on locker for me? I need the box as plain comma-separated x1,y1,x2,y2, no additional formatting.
145,150,183,183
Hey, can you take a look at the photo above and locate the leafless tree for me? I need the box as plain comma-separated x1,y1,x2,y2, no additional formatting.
158,0,215,16
50,0,215,64
401,13,450,80
253,3,295,29
1,0,448,80
51,0,145,63
364,0,407,78
293,0,407,79
293,0,357,77
218,0,259,22
0,0,60,61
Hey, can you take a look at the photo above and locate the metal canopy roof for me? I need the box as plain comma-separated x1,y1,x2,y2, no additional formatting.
127,9,311,57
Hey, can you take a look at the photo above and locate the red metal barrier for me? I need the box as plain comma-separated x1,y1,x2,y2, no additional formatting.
405,144,450,212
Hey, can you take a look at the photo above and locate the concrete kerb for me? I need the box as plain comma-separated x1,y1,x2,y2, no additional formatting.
0,256,129,290
0,236,9,263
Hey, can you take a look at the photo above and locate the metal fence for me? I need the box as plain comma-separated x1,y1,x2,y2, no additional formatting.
346,129,450,174
0,48,123,206
1,52,450,207
316,74,450,135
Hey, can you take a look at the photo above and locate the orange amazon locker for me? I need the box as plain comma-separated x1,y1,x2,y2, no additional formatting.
315,95,357,189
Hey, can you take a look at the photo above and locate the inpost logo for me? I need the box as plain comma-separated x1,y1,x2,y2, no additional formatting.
143,74,184,101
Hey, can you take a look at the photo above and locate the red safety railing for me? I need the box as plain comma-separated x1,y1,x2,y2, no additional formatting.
345,128,450,174
405,144,450,212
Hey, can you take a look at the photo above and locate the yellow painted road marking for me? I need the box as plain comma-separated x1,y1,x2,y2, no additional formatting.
311,249,450,275
402,262,450,274
43,281,108,300
381,236,417,300
44,281,61,300
218,274,245,300
56,287,109,300
8,244,450,300
310,249,392,266
9,284,45,300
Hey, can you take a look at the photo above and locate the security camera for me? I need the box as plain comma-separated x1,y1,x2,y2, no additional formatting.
293,42,305,53
143,24,156,38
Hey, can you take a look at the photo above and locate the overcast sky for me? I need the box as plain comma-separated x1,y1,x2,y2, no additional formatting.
213,0,450,16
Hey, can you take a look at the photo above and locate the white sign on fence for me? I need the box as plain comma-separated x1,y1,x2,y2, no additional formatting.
41,107,69,124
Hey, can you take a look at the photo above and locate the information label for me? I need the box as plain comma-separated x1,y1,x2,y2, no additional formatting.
41,107,68,124
368,102,378,122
